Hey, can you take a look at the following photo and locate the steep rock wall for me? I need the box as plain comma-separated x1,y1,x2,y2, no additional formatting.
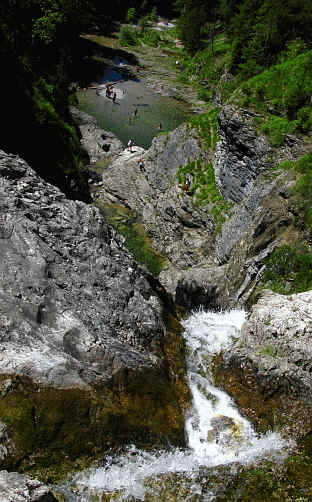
0,150,189,479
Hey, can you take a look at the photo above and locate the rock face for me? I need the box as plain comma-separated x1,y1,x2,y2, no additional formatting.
96,124,222,309
0,471,56,502
0,150,189,476
70,107,123,163
214,289,312,437
214,107,271,203
95,106,303,310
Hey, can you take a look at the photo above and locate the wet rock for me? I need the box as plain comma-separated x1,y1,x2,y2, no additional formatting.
70,107,123,163
0,149,189,475
214,290,312,437
0,471,56,502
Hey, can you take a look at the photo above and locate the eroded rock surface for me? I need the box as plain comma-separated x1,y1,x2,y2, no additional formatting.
71,107,123,163
214,289,312,437
0,149,189,474
95,106,302,309
0,471,56,502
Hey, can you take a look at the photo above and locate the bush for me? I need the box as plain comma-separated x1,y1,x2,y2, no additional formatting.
263,244,312,294
126,7,136,23
119,26,138,46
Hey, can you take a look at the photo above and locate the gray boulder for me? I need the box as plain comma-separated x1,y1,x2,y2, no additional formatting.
0,150,188,476
0,471,56,502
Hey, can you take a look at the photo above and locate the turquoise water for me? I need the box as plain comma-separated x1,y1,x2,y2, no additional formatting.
77,78,190,148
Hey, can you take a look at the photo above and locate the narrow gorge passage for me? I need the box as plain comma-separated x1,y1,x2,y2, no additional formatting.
57,309,286,501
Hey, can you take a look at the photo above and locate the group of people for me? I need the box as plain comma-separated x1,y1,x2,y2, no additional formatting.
106,84,117,103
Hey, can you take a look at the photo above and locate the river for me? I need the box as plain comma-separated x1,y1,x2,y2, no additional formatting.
57,309,286,501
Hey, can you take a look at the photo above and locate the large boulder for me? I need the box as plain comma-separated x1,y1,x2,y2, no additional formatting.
214,289,312,437
0,150,189,479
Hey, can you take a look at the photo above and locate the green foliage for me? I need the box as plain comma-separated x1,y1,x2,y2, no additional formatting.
189,108,220,150
100,205,168,276
149,6,157,22
177,159,233,229
261,116,299,147
292,153,312,231
126,7,136,23
276,153,312,231
175,0,218,54
263,244,312,294
229,50,312,144
226,0,312,76
119,25,139,46
32,10,64,45
177,32,231,104
138,15,149,29
140,28,161,46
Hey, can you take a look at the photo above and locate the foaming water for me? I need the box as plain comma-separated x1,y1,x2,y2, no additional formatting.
58,309,286,501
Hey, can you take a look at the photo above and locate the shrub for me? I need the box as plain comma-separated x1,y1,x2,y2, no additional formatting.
119,26,138,46
263,244,312,294
126,7,136,23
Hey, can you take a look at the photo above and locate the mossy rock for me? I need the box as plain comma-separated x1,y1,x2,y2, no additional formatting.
213,353,312,438
0,321,190,483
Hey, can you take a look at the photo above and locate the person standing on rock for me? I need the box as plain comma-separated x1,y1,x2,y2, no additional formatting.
128,139,133,152
184,177,191,194
112,92,117,103
138,158,145,173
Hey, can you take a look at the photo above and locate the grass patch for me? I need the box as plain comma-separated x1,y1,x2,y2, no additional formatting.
99,204,168,276
177,159,233,230
229,50,312,145
188,107,220,149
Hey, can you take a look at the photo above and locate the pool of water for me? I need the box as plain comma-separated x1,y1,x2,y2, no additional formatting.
77,74,191,149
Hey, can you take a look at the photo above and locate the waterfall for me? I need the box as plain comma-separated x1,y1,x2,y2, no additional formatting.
58,309,286,501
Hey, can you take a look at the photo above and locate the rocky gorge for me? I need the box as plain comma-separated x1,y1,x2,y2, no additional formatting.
1,29,312,502
0,149,189,488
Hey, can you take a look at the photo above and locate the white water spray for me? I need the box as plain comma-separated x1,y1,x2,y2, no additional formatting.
59,309,286,501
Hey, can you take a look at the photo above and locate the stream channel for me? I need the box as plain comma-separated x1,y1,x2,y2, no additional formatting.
57,309,286,501
58,56,288,500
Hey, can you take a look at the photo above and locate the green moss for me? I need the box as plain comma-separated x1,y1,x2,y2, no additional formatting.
98,204,168,276
215,448,312,502
0,358,188,482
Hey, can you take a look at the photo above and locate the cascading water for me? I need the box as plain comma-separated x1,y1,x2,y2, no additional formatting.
57,309,287,501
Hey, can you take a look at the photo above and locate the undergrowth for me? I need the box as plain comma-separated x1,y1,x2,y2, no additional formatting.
230,50,312,146
99,204,167,277
262,243,312,295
